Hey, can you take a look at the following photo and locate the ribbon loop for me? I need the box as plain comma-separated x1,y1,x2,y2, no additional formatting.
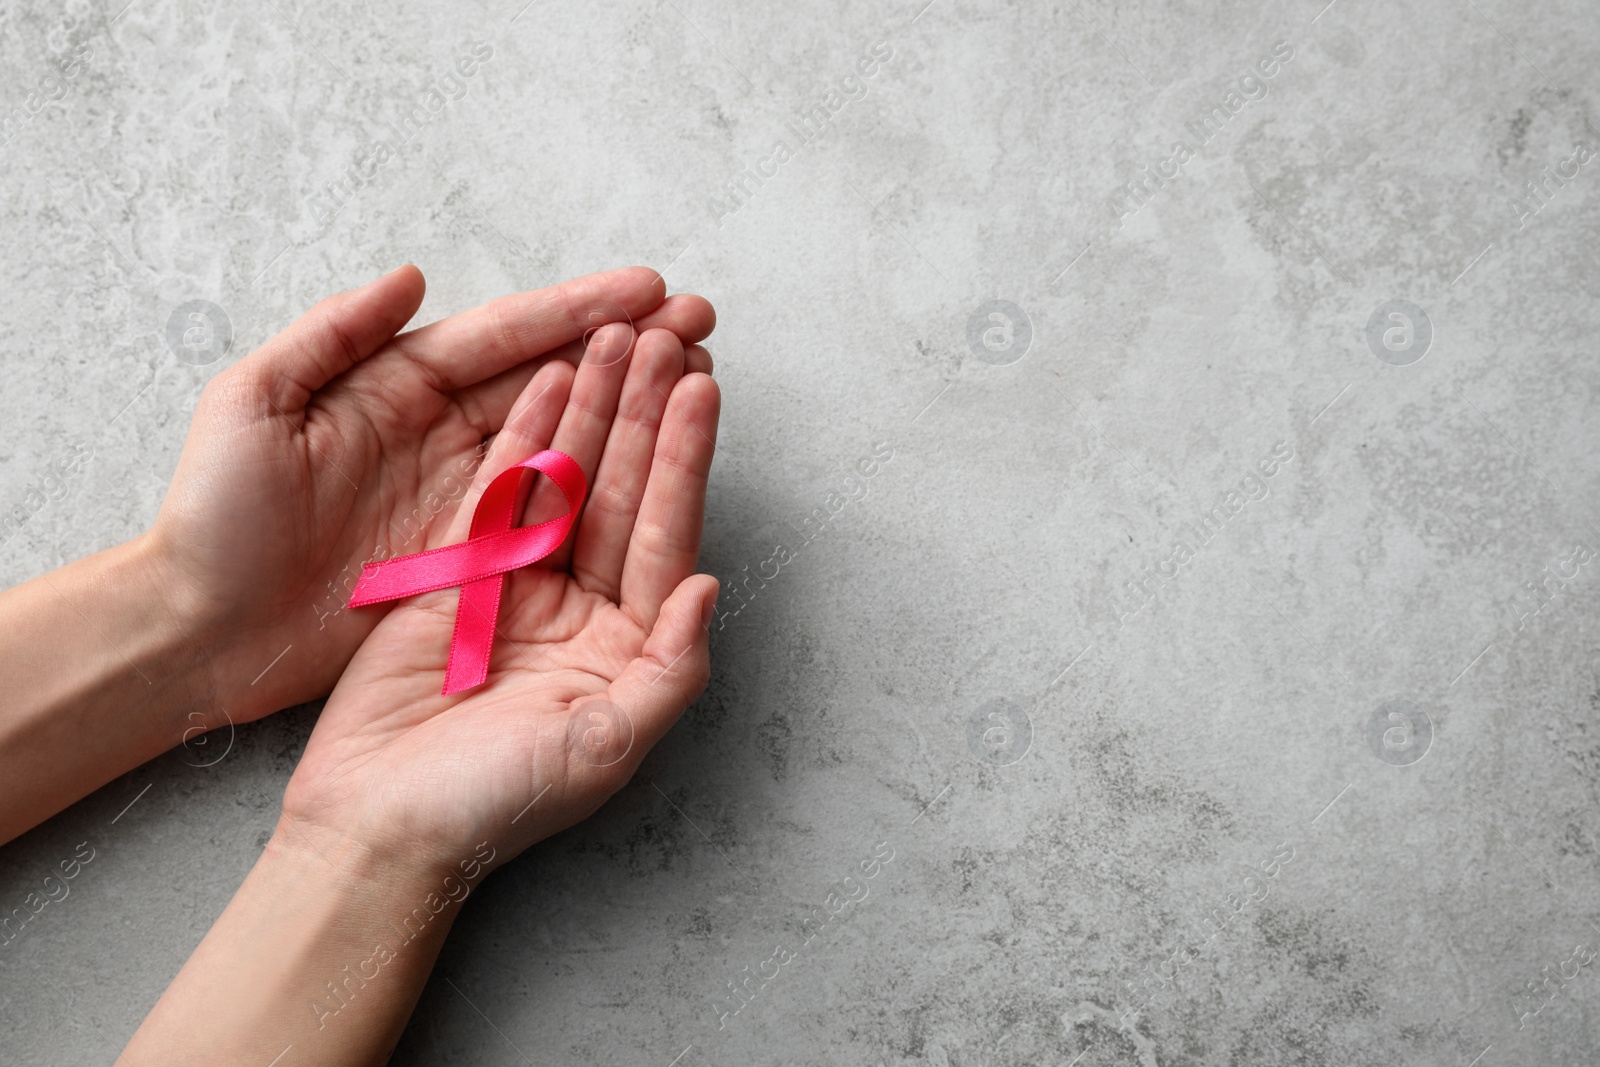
349,449,586,694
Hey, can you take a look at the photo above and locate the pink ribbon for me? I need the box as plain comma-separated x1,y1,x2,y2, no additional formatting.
348,450,587,694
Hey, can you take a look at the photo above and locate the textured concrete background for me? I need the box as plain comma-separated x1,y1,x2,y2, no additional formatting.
2,0,1598,1063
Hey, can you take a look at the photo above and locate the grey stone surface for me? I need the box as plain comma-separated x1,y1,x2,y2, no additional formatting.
2,0,1598,1063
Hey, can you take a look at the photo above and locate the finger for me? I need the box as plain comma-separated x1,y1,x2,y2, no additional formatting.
570,329,686,601
384,266,666,394
640,294,715,344
451,359,540,439
531,323,639,571
453,310,713,439
243,265,426,412
685,344,713,376
445,359,574,544
530,293,716,374
606,573,718,758
619,373,719,629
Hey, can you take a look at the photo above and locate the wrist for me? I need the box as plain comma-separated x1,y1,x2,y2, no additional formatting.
124,813,474,1063
137,521,375,722
129,526,231,712
0,537,216,842
78,536,220,732
270,811,500,925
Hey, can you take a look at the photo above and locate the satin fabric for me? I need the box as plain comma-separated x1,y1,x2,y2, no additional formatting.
348,450,587,694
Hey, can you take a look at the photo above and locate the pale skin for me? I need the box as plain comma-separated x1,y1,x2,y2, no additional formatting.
0,266,722,1064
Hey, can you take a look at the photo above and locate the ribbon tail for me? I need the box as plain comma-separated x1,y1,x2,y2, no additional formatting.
442,573,506,694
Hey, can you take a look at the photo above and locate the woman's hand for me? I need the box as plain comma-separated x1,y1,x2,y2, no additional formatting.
146,265,715,725
279,322,721,877
119,291,722,1067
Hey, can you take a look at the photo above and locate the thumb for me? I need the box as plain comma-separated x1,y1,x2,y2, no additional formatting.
606,573,719,755
243,264,427,412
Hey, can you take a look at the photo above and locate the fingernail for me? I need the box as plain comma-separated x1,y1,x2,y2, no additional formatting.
700,589,718,628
